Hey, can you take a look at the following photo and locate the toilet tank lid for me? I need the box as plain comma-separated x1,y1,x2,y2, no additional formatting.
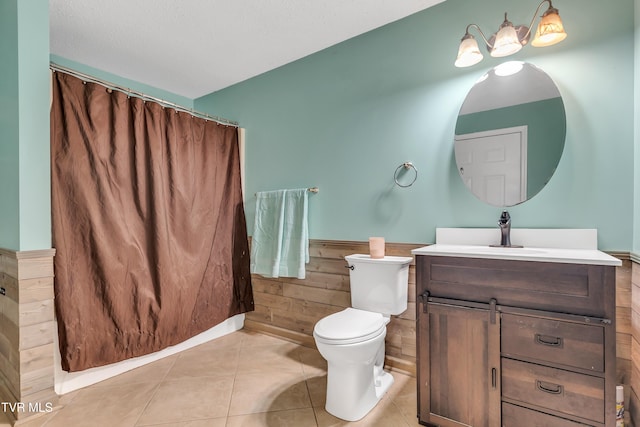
314,308,386,342
345,254,413,265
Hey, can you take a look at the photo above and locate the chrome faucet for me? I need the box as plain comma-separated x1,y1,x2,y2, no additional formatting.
497,210,512,246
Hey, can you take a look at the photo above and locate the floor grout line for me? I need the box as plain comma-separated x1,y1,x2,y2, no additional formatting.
137,353,183,426
223,350,239,427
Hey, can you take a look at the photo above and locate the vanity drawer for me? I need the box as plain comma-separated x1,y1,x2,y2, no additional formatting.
502,359,604,423
502,402,594,427
501,313,604,372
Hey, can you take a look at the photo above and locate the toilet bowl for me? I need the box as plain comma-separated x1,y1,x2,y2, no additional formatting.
312,254,413,421
313,308,392,421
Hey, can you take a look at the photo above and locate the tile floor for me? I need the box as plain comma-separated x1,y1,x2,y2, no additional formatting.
4,330,420,427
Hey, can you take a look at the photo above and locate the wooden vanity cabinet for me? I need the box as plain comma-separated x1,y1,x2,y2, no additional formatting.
416,255,616,427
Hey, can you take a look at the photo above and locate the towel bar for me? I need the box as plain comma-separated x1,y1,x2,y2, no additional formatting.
254,187,319,196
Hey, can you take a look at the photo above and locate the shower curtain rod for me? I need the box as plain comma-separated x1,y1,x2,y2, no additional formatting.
49,63,239,127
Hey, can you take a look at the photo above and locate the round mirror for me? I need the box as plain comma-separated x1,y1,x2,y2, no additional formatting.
454,61,566,207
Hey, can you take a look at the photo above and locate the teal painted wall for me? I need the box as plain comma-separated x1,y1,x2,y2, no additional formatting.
50,55,194,109
0,1,21,250
0,0,50,251
195,0,635,251
18,0,51,251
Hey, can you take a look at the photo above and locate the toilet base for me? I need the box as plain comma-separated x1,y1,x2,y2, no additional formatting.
375,370,394,397
324,359,394,421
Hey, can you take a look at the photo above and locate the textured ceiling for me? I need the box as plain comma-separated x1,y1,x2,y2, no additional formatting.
49,0,445,99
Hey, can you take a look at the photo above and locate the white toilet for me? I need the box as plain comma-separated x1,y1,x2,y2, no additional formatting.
312,253,413,421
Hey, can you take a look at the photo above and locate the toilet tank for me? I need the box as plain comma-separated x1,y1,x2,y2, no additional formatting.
345,254,413,315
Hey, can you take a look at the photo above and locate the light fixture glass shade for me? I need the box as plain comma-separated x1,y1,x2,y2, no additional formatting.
491,24,522,57
455,35,483,67
531,8,567,47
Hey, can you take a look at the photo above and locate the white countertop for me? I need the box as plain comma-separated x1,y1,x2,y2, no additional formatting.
410,228,622,266
411,244,622,266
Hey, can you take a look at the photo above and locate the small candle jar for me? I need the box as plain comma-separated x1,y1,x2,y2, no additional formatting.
369,237,385,259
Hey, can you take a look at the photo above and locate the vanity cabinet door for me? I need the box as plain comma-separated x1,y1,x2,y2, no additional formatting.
418,301,501,427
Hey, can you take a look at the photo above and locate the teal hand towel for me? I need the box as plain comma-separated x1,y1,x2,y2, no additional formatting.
250,188,309,279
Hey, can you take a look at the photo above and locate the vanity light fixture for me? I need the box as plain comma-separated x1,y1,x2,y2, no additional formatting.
454,0,567,68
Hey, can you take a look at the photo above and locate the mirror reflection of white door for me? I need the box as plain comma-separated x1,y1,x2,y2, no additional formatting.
454,126,528,206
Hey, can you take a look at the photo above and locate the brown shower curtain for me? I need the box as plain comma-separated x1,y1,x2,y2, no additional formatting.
50,72,253,372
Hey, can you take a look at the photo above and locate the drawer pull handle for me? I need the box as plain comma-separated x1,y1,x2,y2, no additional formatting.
535,334,563,348
536,380,563,395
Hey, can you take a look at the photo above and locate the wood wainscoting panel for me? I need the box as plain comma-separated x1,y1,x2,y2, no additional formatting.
617,258,632,427
630,259,640,427
0,248,58,423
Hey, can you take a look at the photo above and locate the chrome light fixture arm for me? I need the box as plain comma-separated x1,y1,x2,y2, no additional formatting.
464,23,494,50
522,0,556,43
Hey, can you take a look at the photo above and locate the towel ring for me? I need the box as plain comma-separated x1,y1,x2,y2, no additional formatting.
394,162,418,188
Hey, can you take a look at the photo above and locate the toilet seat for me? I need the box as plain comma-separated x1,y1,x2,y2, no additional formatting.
314,308,387,345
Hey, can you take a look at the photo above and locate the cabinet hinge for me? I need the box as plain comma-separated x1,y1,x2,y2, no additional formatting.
489,298,497,324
